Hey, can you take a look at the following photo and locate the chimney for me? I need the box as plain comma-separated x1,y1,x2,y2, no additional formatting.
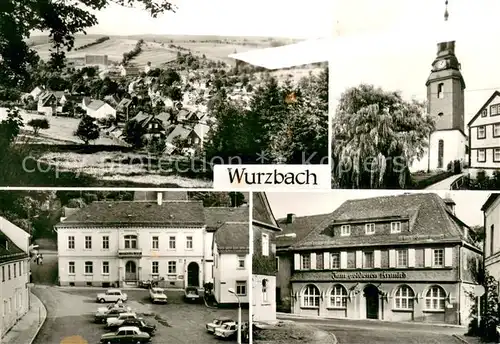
286,213,296,224
157,192,163,206
443,194,456,215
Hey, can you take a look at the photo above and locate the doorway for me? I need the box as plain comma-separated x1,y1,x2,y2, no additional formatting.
125,261,137,281
364,284,379,319
187,262,199,287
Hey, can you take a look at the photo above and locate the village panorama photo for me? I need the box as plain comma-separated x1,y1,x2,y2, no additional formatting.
0,190,252,344
331,0,500,190
0,0,330,188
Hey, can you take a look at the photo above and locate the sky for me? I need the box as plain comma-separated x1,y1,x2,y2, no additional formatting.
331,0,500,125
86,0,334,38
266,190,490,227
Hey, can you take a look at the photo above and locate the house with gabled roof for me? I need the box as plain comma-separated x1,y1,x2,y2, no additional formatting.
467,90,500,174
0,217,31,340
286,192,481,325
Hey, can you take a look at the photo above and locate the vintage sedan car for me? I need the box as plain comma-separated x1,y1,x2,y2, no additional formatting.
100,326,150,344
107,318,156,335
214,322,239,339
95,308,130,323
149,287,168,304
206,317,234,333
107,312,138,327
96,289,128,303
184,286,200,302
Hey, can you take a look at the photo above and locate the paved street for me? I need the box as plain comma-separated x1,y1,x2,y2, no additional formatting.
277,315,464,344
32,286,248,344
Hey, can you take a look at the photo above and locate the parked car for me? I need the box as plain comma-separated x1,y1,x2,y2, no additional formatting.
214,322,239,339
107,318,156,335
107,312,138,327
96,289,128,303
206,317,234,333
100,326,151,344
97,303,131,314
95,308,130,323
184,286,200,302
149,287,168,304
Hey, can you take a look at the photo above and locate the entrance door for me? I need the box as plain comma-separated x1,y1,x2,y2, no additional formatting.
187,262,199,287
364,285,379,319
125,261,137,281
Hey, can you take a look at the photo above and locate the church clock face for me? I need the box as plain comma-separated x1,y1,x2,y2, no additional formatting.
435,60,447,70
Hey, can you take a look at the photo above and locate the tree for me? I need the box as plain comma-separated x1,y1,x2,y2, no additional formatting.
75,115,99,145
123,120,146,149
332,84,435,189
27,118,50,136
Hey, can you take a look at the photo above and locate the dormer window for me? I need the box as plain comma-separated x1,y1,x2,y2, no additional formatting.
391,222,401,233
365,223,375,235
340,225,350,236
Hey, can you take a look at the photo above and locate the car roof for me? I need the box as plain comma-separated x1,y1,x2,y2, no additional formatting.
117,326,140,331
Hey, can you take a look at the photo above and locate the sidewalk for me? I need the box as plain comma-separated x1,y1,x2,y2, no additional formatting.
1,292,47,344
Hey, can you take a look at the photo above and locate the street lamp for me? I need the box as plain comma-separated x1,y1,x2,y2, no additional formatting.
228,288,242,344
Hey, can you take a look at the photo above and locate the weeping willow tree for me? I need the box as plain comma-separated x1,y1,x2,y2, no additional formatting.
332,84,435,189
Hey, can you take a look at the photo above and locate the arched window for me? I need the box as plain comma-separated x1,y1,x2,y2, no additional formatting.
302,284,320,308
394,285,415,310
124,235,137,249
425,285,446,311
262,279,268,303
329,284,348,308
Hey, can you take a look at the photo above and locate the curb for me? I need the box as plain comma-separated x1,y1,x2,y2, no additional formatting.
28,292,47,344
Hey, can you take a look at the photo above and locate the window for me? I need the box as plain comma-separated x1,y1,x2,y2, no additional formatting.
102,261,109,274
238,255,245,269
478,149,486,163
262,233,269,256
68,262,75,274
329,284,347,308
84,261,93,274
168,261,176,274
481,108,488,117
152,236,159,249
397,249,408,267
262,279,268,303
494,148,500,163
68,236,75,249
168,236,176,249
340,225,350,236
437,83,444,98
494,124,500,137
102,236,109,250
124,235,137,249
491,104,500,116
331,253,340,269
425,286,446,311
365,223,375,235
394,285,415,310
302,284,320,308
186,236,193,250
236,280,247,296
391,222,401,233
84,236,92,249
301,254,311,269
364,252,374,268
477,126,486,139
316,253,324,270
152,261,159,275
433,249,444,267
491,225,495,256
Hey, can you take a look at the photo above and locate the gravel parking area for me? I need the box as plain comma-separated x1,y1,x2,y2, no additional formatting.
32,286,248,344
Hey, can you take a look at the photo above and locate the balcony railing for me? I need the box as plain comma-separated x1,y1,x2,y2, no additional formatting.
118,248,142,258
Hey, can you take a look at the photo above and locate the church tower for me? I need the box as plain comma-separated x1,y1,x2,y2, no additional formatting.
423,1,468,171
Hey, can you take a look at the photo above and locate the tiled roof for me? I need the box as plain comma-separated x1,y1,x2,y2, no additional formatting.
214,222,249,253
56,200,206,227
204,207,249,231
0,231,27,264
276,213,330,248
292,193,472,250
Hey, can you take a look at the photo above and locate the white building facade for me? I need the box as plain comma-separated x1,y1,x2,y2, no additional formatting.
0,217,30,341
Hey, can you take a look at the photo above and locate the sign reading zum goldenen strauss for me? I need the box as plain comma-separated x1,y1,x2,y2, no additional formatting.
332,272,407,280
